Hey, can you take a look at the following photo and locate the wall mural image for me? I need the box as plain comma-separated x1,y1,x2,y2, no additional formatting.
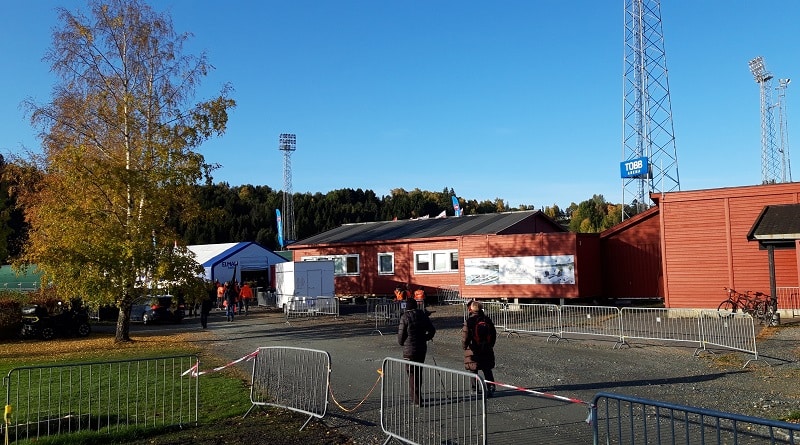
464,255,575,285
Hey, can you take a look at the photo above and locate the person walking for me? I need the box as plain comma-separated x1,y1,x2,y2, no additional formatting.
462,300,497,397
239,281,253,315
397,298,436,406
224,282,237,322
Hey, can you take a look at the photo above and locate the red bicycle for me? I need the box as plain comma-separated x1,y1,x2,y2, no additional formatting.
718,288,776,325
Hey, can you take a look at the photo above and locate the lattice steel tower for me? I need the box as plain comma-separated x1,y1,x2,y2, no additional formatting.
279,133,297,244
751,56,793,184
777,78,793,182
622,0,680,219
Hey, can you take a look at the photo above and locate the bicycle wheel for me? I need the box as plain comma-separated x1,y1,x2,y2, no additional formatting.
717,299,736,317
753,302,767,320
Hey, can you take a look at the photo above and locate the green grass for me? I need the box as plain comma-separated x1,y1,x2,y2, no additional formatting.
0,333,254,444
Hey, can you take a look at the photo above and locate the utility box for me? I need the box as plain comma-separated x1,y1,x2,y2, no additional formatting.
274,261,335,308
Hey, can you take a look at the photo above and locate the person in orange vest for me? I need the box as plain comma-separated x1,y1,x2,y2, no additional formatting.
414,288,425,303
394,285,411,301
239,281,254,315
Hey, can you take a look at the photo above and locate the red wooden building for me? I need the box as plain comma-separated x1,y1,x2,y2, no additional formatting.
288,182,800,309
287,211,603,301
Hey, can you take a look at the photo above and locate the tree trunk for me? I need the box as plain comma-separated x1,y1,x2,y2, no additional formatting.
115,294,133,342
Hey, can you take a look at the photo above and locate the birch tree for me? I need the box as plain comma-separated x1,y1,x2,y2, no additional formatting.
17,0,235,341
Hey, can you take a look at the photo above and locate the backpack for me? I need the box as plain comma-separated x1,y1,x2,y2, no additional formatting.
473,316,494,347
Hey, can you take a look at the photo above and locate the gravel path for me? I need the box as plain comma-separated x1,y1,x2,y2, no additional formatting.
193,304,800,444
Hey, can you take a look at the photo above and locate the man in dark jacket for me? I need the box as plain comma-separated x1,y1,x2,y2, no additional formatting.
397,298,436,405
462,300,497,397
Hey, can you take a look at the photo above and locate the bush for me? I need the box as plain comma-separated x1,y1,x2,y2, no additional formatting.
0,297,22,340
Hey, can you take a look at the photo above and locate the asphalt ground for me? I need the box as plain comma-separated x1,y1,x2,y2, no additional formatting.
128,303,800,445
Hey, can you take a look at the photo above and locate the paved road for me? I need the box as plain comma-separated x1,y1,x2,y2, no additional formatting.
139,303,800,445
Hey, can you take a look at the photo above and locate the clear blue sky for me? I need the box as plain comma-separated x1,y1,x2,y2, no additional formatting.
2,1,798,210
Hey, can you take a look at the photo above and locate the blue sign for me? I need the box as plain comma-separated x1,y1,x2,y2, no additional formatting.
620,157,649,178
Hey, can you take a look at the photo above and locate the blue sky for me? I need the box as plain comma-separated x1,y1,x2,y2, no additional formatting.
2,1,798,210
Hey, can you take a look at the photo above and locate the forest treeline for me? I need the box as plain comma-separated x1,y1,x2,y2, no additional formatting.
0,155,632,263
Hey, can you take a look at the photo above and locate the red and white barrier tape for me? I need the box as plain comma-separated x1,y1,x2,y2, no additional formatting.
182,349,260,377
485,380,594,424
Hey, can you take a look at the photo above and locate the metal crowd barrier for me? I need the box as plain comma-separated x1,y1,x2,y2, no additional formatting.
3,355,199,443
475,303,758,362
245,346,331,430
776,286,800,317
380,357,486,445
619,307,702,347
284,296,339,321
592,391,800,444
698,310,759,366
502,302,560,340
437,285,465,305
558,305,624,344
366,297,394,320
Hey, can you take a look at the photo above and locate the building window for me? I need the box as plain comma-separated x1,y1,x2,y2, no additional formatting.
414,250,458,274
378,253,394,275
304,255,360,276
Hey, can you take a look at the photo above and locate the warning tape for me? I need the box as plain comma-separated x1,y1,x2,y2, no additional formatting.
485,380,595,424
485,380,592,406
182,349,260,377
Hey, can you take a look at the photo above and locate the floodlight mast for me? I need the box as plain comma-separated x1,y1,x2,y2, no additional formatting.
748,56,781,184
279,133,297,244
777,78,792,182
621,0,680,220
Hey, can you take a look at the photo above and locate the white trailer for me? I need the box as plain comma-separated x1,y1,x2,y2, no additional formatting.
274,260,335,309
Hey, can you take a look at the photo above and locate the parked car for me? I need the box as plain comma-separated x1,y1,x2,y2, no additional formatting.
141,296,185,325
20,301,92,340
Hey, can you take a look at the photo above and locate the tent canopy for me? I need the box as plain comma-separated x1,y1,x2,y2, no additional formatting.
186,242,287,283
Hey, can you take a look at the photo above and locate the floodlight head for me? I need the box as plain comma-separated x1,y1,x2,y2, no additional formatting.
279,133,297,152
749,56,766,83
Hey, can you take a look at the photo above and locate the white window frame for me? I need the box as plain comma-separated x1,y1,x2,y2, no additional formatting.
303,254,360,276
413,249,459,274
377,252,395,275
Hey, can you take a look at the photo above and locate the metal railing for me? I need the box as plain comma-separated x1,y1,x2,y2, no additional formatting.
245,346,330,430
776,286,800,317
284,296,339,321
478,303,759,364
436,285,465,305
3,355,199,443
592,391,800,444
380,357,486,445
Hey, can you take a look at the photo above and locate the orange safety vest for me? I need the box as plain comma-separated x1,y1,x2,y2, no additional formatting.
394,288,409,301
414,289,425,302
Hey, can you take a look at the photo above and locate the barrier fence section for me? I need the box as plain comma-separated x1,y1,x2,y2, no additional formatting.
437,285,464,305
698,311,758,365
366,297,394,321
558,305,623,344
776,286,800,317
3,355,199,443
591,391,800,444
284,296,340,321
380,357,486,445
246,346,330,430
619,307,703,347
502,303,561,340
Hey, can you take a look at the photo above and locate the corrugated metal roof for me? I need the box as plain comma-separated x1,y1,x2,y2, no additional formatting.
291,211,548,246
747,204,800,242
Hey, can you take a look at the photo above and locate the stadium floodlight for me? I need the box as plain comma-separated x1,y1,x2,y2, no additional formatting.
749,56,772,83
